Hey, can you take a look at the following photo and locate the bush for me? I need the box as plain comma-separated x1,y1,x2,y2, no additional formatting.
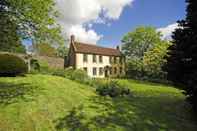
30,59,40,71
0,53,28,76
71,69,90,84
96,80,131,97
52,69,66,77
64,67,75,79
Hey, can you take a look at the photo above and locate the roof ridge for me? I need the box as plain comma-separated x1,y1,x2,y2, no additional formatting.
74,41,117,51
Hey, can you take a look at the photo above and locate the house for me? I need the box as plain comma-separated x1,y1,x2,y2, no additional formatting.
67,35,126,78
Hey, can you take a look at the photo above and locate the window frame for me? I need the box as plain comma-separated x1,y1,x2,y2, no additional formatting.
93,67,97,76
99,67,103,76
83,54,88,62
83,67,88,73
114,67,117,74
93,54,97,63
99,56,103,63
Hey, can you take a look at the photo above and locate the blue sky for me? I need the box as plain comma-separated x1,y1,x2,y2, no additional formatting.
95,0,186,47
24,0,186,48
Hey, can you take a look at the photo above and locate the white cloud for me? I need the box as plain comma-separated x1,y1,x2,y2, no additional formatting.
55,0,134,44
157,23,179,40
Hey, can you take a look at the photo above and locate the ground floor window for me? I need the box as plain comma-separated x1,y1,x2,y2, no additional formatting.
109,67,112,75
93,67,97,76
120,67,122,74
83,67,87,73
114,67,117,74
99,67,103,76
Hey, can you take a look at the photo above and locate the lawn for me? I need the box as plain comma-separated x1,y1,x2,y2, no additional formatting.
0,74,196,131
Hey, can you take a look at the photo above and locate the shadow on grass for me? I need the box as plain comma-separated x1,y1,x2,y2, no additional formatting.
0,82,41,106
90,95,197,131
55,105,90,131
55,94,197,131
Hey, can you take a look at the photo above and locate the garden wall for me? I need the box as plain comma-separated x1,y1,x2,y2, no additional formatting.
0,52,65,69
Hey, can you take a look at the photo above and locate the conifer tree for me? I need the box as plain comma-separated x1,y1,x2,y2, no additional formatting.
164,0,197,111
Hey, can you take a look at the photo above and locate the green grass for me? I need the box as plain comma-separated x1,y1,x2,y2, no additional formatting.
0,74,196,131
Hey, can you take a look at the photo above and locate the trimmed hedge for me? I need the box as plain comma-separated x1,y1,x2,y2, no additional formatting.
0,53,28,76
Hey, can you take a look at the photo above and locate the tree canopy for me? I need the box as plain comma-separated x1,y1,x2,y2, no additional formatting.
0,0,64,52
122,26,170,82
122,27,162,60
164,0,197,111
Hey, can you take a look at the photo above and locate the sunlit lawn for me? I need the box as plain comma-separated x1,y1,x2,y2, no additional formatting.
0,74,196,131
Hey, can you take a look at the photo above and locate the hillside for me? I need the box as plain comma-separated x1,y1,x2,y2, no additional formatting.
0,75,196,131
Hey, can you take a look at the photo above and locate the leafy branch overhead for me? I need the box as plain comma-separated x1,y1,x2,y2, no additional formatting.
0,0,64,45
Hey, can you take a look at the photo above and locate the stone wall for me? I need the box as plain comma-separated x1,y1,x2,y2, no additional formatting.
0,52,65,69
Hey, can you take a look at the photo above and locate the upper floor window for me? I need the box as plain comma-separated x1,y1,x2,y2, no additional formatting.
99,67,103,75
83,54,88,62
114,67,117,74
93,55,97,63
114,57,117,64
93,67,97,76
99,56,103,63
119,57,122,64
109,56,113,64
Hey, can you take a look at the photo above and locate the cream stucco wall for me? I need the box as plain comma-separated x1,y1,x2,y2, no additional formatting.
75,53,125,78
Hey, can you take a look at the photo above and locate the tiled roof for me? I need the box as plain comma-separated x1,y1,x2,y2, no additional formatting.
72,42,122,56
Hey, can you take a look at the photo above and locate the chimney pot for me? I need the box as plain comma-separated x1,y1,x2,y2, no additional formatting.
116,46,120,50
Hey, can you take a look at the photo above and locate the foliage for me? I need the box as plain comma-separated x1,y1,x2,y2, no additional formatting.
0,0,64,48
0,53,27,76
96,80,131,97
52,69,67,77
70,69,90,84
143,41,171,81
56,45,69,58
163,0,197,111
122,26,162,60
30,59,40,71
36,43,57,57
64,67,75,79
0,11,26,53
122,26,170,83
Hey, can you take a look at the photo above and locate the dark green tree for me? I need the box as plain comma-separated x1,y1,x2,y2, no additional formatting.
0,0,63,53
0,1,25,53
164,0,197,111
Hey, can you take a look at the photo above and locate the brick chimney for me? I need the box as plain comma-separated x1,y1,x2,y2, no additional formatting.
116,45,120,51
70,35,75,44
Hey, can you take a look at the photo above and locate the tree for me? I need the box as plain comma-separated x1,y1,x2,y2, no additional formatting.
0,4,25,53
122,27,162,60
56,45,69,58
122,26,169,82
164,0,197,110
36,43,57,57
143,41,171,80
0,0,64,51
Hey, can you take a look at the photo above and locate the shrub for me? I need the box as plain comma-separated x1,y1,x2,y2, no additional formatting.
64,67,75,79
0,53,28,76
52,69,66,77
71,69,90,84
30,59,40,71
96,80,131,97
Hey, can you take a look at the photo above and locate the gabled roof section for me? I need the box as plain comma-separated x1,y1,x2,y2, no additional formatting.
72,42,123,56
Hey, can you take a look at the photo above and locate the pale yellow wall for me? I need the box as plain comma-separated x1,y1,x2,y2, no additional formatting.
75,53,125,78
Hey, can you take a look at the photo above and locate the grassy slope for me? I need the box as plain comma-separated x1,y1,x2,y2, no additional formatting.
0,75,196,131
